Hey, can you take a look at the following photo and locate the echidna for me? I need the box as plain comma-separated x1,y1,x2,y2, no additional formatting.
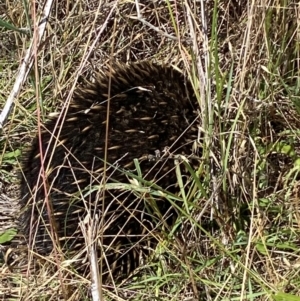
20,62,199,281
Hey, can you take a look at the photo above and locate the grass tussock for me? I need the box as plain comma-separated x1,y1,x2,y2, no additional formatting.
1,0,300,300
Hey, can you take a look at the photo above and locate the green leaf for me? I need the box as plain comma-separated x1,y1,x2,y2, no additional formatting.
3,149,21,159
0,228,17,244
0,17,29,35
294,157,300,167
274,142,295,157
273,292,300,301
255,242,268,255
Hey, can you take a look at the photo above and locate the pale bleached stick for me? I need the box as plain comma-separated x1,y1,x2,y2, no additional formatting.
0,0,54,129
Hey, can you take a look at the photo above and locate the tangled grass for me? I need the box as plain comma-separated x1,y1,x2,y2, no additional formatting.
1,1,300,300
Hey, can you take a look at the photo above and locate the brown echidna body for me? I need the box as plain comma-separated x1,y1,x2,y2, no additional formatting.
20,62,199,280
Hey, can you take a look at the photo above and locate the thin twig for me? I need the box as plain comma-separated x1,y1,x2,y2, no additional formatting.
131,0,178,41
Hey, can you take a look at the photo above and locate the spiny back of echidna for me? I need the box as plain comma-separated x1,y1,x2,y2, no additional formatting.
20,62,199,281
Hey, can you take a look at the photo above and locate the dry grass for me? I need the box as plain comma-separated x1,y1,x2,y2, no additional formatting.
1,0,300,300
